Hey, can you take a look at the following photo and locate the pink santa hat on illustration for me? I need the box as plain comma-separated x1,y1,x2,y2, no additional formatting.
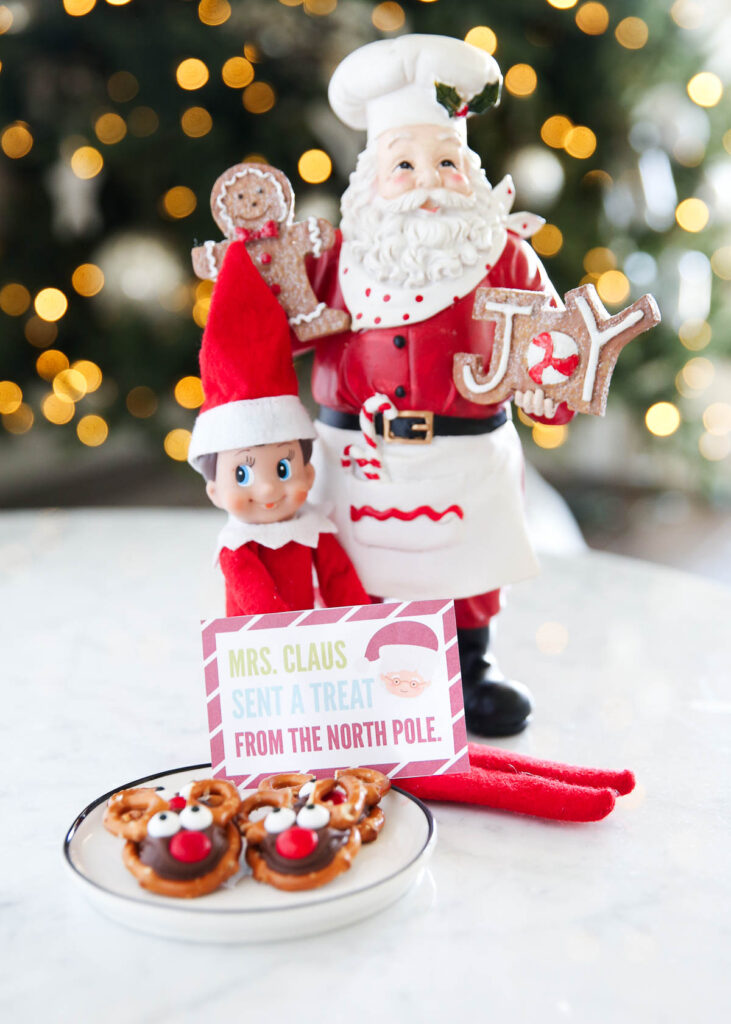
364,620,439,698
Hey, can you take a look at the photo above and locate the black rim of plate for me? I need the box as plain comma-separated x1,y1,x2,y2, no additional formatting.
63,763,435,914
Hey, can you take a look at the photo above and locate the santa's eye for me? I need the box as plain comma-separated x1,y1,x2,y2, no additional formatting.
296,803,330,829
264,807,296,834
235,464,254,487
396,161,413,171
147,811,181,838
298,780,316,799
440,159,456,168
179,803,213,831
277,458,292,480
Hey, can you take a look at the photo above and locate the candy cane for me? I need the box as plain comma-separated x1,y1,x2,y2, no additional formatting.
341,393,396,482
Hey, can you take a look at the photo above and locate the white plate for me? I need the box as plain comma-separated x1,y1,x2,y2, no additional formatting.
64,764,436,943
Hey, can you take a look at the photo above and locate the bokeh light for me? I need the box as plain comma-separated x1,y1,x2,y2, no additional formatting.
72,360,103,393
176,58,209,90
687,72,723,108
126,386,158,418
596,270,630,305
546,0,577,8
615,17,648,49
128,107,158,137
682,357,714,391
304,0,337,13
42,394,75,425
464,27,497,55
0,381,22,415
703,403,731,437
174,376,205,409
0,283,31,316
675,198,709,233
298,149,332,184
25,317,57,349
162,186,197,219
678,320,711,351
710,247,731,280
95,112,127,144
2,404,34,434
564,126,597,159
35,288,68,322
164,428,192,461
243,82,276,113
645,402,680,437
36,349,69,381
583,247,615,274
532,423,568,449
63,0,97,14
198,0,231,25
531,224,563,257
504,64,537,98
1,122,33,158
71,146,104,179
372,3,405,32
698,433,730,462
222,57,254,88
107,70,138,102
181,106,213,137
77,415,108,446
541,115,572,149
72,263,105,297
575,3,608,35
53,368,88,403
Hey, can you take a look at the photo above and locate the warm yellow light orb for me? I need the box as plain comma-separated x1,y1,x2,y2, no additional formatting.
687,72,723,108
645,402,680,437
72,360,103,393
596,270,630,305
222,57,254,88
710,247,731,281
1,122,33,159
546,0,578,8
174,376,205,409
565,126,597,159
25,317,58,349
678,320,711,351
615,16,648,49
2,403,34,434
372,2,405,32
540,115,573,149
703,403,731,437
77,415,109,447
63,0,97,14
198,0,231,25
0,381,22,415
532,224,563,258
243,82,276,114
682,357,714,391
72,263,105,297
53,368,88,404
583,247,615,274
181,106,213,138
42,393,75,425
163,186,197,219
698,432,730,462
176,58,209,91
575,2,609,35
0,283,31,316
298,149,332,184
505,64,537,98
95,112,127,145
464,27,497,55
35,288,69,322
36,349,69,381
164,428,192,461
71,146,104,179
675,198,709,233
126,386,158,418
532,423,568,449
107,70,138,102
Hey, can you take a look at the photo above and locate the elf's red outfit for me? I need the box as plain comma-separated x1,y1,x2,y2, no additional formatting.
219,534,370,617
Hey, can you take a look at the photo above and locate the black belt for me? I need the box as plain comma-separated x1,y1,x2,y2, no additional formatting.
318,405,507,442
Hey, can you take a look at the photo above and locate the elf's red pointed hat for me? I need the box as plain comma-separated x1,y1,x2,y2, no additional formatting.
188,241,315,473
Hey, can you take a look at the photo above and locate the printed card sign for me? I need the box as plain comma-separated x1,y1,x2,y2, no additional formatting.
202,600,469,787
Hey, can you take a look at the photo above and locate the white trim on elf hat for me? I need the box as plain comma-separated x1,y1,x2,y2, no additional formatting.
328,34,502,144
364,620,440,679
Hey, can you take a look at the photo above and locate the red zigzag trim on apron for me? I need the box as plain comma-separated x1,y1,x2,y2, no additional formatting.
350,504,464,522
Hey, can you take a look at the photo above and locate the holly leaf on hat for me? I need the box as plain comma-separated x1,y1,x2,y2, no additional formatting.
468,79,501,114
435,81,463,117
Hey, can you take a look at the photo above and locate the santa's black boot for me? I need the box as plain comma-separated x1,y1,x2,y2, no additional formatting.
458,626,532,737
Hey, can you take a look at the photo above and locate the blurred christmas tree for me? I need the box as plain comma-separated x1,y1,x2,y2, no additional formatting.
0,0,729,502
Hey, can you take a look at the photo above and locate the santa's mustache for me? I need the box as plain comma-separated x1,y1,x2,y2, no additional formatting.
373,188,477,214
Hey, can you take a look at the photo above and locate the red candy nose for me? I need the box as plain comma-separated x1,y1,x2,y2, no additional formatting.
168,795,186,811
275,827,318,860
169,829,212,863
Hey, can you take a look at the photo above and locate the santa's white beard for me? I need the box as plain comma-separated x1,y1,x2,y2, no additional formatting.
341,168,503,288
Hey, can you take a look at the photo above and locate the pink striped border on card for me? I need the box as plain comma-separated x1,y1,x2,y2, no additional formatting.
201,599,469,785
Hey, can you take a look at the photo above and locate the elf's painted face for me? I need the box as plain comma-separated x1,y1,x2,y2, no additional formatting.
375,123,472,206
206,441,315,524
381,670,431,699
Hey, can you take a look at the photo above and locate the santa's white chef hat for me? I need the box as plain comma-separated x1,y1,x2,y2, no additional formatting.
364,620,440,679
328,34,502,144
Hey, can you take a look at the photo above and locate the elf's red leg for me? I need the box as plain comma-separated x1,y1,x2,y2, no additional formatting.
467,742,635,795
399,768,617,823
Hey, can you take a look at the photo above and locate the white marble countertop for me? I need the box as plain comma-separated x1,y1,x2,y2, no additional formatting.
2,508,729,1023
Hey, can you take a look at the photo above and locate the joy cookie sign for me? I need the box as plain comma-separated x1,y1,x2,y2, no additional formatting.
201,600,469,787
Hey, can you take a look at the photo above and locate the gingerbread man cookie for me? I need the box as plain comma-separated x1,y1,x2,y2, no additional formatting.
191,162,351,342
103,779,242,898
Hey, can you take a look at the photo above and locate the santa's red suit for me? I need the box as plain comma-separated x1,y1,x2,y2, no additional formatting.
299,229,573,630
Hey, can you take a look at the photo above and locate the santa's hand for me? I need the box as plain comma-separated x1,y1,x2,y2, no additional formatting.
514,388,557,420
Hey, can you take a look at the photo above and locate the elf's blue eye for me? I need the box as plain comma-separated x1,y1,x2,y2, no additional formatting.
235,464,253,487
277,458,292,481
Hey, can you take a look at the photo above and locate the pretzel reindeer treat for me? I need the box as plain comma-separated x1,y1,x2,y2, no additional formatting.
103,779,242,898
191,162,350,342
334,767,391,843
453,283,661,416
238,776,366,891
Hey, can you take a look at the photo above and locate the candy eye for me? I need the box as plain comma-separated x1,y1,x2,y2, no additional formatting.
277,458,292,480
147,811,181,838
235,464,254,487
296,803,330,830
263,807,296,834
298,781,315,799
179,803,213,831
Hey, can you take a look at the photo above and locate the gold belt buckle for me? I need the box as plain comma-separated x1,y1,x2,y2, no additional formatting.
383,410,434,444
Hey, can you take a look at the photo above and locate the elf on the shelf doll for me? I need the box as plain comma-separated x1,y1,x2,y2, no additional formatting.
295,35,574,737
188,241,370,616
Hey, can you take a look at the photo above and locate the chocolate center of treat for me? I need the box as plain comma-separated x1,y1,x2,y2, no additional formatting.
257,827,349,876
138,825,230,881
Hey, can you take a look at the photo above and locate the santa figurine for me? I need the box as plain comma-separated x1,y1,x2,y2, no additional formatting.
187,241,370,616
293,34,574,736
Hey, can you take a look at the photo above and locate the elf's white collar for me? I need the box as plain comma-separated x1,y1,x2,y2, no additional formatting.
214,502,337,561
338,175,543,330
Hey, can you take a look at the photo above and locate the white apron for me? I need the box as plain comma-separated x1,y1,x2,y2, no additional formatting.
311,416,539,601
